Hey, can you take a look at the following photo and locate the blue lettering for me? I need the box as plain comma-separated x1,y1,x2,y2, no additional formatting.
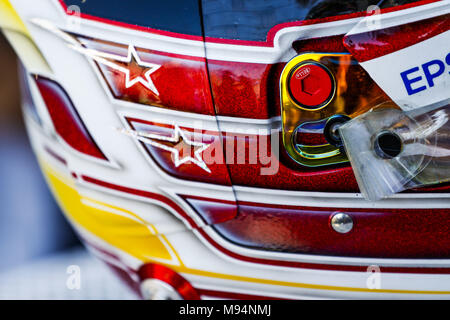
422,59,445,87
446,52,450,72
400,67,426,95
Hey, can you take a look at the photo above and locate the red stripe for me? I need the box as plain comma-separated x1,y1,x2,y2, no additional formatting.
293,34,348,54
44,145,67,165
58,0,440,48
83,240,284,300
138,263,201,300
215,201,450,258
81,175,199,228
344,13,449,62
124,118,359,192
82,39,216,116
36,77,107,160
180,194,236,206
126,118,232,186
182,195,238,225
79,174,450,275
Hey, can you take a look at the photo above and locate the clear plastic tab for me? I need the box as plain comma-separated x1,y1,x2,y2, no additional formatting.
340,103,450,201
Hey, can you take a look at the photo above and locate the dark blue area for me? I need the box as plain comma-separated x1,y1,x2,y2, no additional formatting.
201,0,422,41
62,0,203,36
63,0,423,41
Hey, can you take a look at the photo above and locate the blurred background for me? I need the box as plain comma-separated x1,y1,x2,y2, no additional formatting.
0,32,79,270
0,33,136,299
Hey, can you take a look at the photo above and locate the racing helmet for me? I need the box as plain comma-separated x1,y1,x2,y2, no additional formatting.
1,0,450,299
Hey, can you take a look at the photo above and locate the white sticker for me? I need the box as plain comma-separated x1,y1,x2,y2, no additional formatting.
360,31,450,111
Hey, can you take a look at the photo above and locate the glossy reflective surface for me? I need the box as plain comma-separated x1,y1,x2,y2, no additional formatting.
280,53,394,167
82,37,215,115
201,0,422,42
213,201,450,258
35,77,107,160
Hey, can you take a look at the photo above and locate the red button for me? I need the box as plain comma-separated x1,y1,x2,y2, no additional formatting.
288,63,334,109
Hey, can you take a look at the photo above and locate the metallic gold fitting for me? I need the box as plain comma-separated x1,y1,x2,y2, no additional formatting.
280,52,394,167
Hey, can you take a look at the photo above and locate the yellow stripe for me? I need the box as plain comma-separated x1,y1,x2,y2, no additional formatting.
174,266,450,295
0,0,51,73
0,0,29,35
39,160,450,296
41,162,174,263
80,196,185,266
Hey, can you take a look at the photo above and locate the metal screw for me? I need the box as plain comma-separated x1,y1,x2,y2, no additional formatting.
330,212,353,234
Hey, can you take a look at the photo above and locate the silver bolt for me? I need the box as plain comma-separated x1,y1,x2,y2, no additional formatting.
330,212,353,234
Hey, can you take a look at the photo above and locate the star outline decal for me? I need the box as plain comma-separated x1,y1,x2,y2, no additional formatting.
70,44,161,96
120,125,212,173
30,19,162,96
